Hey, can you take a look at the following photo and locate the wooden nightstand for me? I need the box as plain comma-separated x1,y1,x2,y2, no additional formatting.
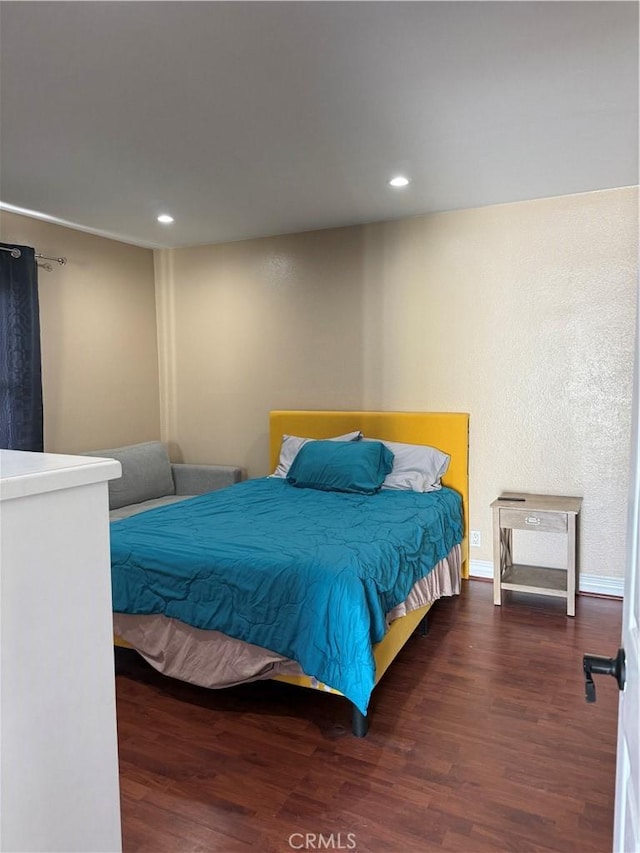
491,493,582,616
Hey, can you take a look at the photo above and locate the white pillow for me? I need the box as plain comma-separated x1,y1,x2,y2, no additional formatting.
363,437,450,492
272,431,362,478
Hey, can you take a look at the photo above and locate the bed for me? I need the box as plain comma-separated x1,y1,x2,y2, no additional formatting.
112,410,469,735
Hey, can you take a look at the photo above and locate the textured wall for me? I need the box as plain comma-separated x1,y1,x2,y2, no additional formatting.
158,188,637,582
0,210,161,452
360,187,638,579
4,189,634,584
155,228,365,475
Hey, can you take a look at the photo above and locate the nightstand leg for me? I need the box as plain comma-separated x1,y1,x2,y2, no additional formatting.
493,513,502,605
567,514,576,617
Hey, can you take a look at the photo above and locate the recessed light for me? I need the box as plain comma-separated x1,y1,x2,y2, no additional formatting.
389,176,409,188
157,213,174,224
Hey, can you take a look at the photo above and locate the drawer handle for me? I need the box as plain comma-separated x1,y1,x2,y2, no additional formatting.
525,515,541,526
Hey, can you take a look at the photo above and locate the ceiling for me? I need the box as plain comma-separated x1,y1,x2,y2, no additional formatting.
0,1,637,250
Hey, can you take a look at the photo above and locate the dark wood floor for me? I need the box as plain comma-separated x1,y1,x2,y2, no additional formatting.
116,580,623,853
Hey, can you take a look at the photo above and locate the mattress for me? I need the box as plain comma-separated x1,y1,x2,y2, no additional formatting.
114,544,460,691
110,477,463,713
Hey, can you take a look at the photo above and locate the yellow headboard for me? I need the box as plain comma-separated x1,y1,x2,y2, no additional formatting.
269,410,470,578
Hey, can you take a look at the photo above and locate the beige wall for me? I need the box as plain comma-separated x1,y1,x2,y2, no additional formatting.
4,188,634,583
159,187,637,582
0,210,160,453
360,188,638,579
155,228,366,474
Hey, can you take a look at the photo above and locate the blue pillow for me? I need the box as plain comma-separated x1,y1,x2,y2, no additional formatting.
286,440,394,495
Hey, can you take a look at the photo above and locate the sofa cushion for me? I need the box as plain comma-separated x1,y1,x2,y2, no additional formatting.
109,494,189,521
84,441,175,510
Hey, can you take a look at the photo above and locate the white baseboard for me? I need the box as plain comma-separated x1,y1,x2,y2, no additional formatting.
468,560,494,580
469,559,624,598
577,573,625,597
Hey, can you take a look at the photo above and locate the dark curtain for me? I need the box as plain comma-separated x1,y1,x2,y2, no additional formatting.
0,243,43,451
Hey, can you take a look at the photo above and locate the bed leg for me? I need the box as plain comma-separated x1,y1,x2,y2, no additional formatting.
419,614,429,636
114,645,126,675
351,705,368,737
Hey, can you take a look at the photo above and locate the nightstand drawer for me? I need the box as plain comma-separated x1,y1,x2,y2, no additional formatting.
499,508,567,533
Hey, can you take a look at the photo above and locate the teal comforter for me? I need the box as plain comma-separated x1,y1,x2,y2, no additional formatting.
110,477,463,714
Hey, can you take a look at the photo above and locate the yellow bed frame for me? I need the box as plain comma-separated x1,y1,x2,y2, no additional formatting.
268,410,469,735
116,410,469,736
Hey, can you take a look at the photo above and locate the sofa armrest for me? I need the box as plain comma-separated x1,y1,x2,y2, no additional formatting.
171,463,244,496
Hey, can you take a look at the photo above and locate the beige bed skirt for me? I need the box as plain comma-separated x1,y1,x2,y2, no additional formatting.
113,544,461,690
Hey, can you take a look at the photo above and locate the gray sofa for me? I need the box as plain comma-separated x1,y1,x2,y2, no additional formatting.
84,441,244,520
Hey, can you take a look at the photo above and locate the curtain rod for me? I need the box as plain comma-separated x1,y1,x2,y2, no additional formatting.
0,245,67,265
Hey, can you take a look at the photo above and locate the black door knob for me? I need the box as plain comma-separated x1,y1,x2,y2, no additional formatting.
583,648,626,702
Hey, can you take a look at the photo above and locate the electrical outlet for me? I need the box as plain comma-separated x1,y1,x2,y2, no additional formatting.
470,530,481,548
